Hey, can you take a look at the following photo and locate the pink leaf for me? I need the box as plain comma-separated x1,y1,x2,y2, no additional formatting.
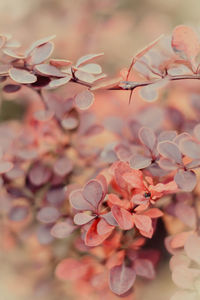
69,189,95,211
158,157,177,170
134,258,155,279
96,218,114,235
76,53,104,67
83,179,103,210
48,75,71,88
50,219,76,238
109,264,136,296
139,127,156,151
134,214,152,233
9,68,37,84
78,63,102,74
36,206,60,224
55,258,88,281
175,202,196,228
180,138,200,159
174,169,196,191
35,63,65,77
85,218,112,246
194,123,200,141
53,157,73,177
74,212,95,225
27,42,54,65
3,84,21,93
111,205,134,230
130,154,152,169
157,141,182,164
75,90,94,110
143,208,163,218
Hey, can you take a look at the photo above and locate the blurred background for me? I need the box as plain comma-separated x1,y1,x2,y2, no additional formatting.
0,0,199,299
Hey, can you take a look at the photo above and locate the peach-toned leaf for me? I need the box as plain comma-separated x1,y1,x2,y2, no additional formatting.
111,205,134,230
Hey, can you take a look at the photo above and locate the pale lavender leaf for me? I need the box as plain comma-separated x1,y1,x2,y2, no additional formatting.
139,127,156,151
74,212,95,225
36,206,60,224
174,169,196,191
130,154,152,169
158,141,182,164
9,68,37,84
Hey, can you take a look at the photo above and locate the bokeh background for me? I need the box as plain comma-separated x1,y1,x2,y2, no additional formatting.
0,0,200,299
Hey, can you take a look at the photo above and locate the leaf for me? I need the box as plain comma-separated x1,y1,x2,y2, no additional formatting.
50,219,76,238
28,163,52,186
26,35,56,55
157,141,182,164
61,116,78,130
134,214,152,233
74,90,94,110
91,77,121,91
74,213,95,225
69,189,95,211
180,138,200,159
139,85,158,102
36,206,60,223
53,157,73,177
76,53,104,67
158,130,177,142
172,25,200,59
101,212,118,226
9,68,37,84
143,208,163,218
96,218,114,235
8,205,29,222
48,75,71,88
175,202,196,228
82,179,103,210
169,254,191,271
139,127,156,151
109,264,136,296
78,63,102,74
184,234,200,265
170,231,192,249
50,59,72,68
35,64,65,77
3,84,21,93
122,170,145,190
130,154,152,169
55,258,88,281
27,42,54,65
111,205,134,230
134,258,155,279
174,169,196,191
172,265,200,290
158,157,177,170
85,218,112,246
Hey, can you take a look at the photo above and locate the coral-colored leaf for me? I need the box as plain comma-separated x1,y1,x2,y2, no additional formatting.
134,214,152,233
111,205,134,230
85,218,112,246
55,258,88,281
143,208,163,218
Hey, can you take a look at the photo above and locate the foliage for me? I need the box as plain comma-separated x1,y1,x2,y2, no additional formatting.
1,25,200,299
